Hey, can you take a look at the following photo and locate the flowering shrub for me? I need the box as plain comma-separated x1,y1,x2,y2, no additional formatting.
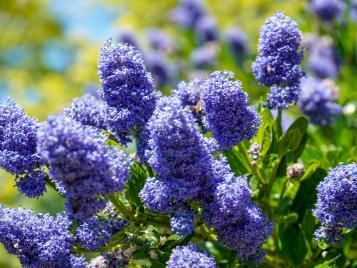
1,4,357,268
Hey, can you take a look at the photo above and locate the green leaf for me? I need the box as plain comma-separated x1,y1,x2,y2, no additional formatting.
302,210,317,243
286,116,309,134
301,161,320,181
260,125,272,159
262,153,278,168
278,129,302,156
279,225,308,265
224,147,249,175
125,162,149,209
291,168,327,221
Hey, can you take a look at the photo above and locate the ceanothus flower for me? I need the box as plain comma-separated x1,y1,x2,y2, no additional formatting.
201,71,260,149
190,44,218,68
146,96,212,182
98,39,158,144
216,204,273,265
307,38,340,79
0,206,85,268
314,225,343,246
147,28,174,52
309,0,344,21
267,84,301,110
171,0,206,29
64,92,109,130
252,12,304,109
140,97,215,211
37,115,130,219
173,79,203,107
16,169,46,198
140,177,202,213
144,50,175,88
167,244,216,268
203,176,251,228
195,16,219,44
226,27,249,59
313,163,357,234
170,208,195,238
75,215,127,251
0,98,46,197
117,29,139,48
299,77,341,125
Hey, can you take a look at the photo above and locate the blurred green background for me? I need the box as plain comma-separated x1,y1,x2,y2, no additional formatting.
0,0,356,266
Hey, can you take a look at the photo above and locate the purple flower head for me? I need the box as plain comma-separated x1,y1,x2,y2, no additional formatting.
171,0,206,29
147,28,174,52
0,98,42,174
64,93,109,130
315,225,343,246
0,206,83,268
252,12,304,109
309,0,344,21
0,98,46,197
307,37,340,79
173,79,203,107
141,97,215,211
195,16,219,44
117,29,139,48
351,0,357,21
98,39,158,144
167,244,216,268
203,176,252,228
144,50,175,88
37,115,130,219
16,169,46,198
226,27,248,58
190,44,218,68
140,177,202,213
75,215,127,251
201,71,260,149
170,208,195,238
216,204,273,265
313,163,357,230
267,84,301,110
146,97,212,183
299,77,341,125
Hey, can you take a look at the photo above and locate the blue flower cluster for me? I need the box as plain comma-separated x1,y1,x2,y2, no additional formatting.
201,71,260,149
252,12,304,109
76,214,127,251
0,98,46,197
226,27,248,60
299,77,341,125
0,206,85,268
195,16,219,44
140,97,213,212
216,204,273,264
64,92,109,130
307,37,340,79
171,0,206,29
173,79,203,107
203,158,273,264
170,208,196,238
144,50,175,88
98,39,159,145
309,0,344,21
167,244,216,268
37,115,130,219
203,176,251,228
313,163,357,244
